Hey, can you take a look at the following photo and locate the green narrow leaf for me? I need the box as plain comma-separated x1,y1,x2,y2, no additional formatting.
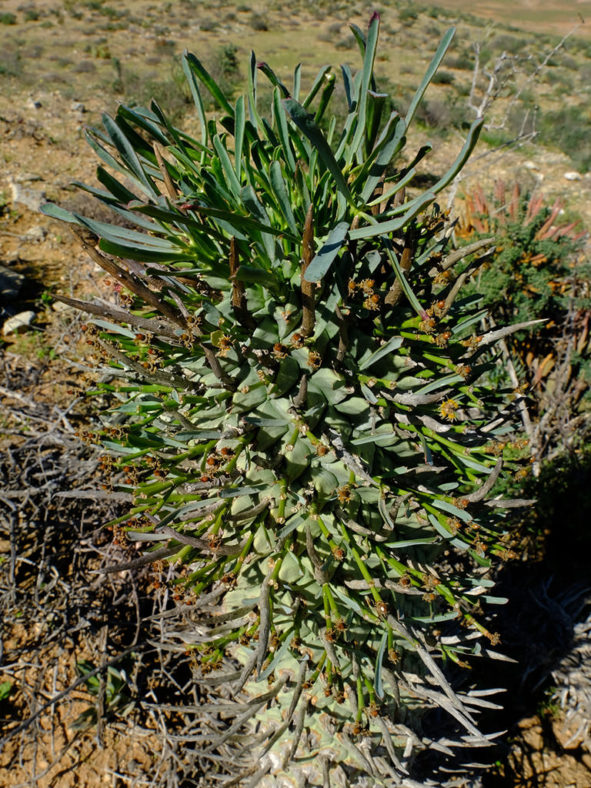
304,221,350,283
359,335,404,370
340,64,355,112
98,238,193,263
269,161,298,235
282,98,352,204
102,114,159,200
384,242,424,318
350,191,435,240
405,27,455,127
416,373,463,395
365,89,387,152
257,61,290,97
293,63,302,101
350,431,396,446
213,135,242,198
273,88,297,173
70,180,119,206
113,113,159,162
374,630,387,700
191,205,291,238
182,50,208,148
85,128,138,185
357,112,404,201
183,52,234,117
349,22,368,60
70,214,174,248
234,95,245,181
41,203,77,224
347,13,380,163
313,73,336,124
149,101,189,157
384,537,438,548
365,166,420,209
303,65,333,108
430,118,484,195
240,185,276,261
235,266,279,288
331,586,365,617
117,104,170,146
247,51,262,131
96,166,140,204
256,629,294,682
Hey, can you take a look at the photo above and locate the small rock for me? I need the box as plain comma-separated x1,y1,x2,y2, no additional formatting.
70,101,86,113
552,713,588,750
26,97,42,110
23,226,47,243
2,310,35,336
564,171,582,181
0,265,24,302
52,300,73,313
523,161,539,171
9,180,46,212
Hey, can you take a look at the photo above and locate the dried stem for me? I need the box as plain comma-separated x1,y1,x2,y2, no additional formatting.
384,226,415,308
229,238,256,329
300,205,315,336
154,143,178,201
72,228,187,329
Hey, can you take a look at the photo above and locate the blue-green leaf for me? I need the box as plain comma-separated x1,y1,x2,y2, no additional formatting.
384,242,425,318
332,586,365,617
98,238,193,263
182,50,208,147
234,95,245,181
102,114,159,200
41,203,77,224
347,12,380,162
183,52,234,117
269,161,298,235
430,118,484,195
213,135,242,198
350,191,435,240
302,65,332,108
283,98,352,204
374,630,387,700
273,88,296,173
303,221,349,282
405,27,455,127
359,335,404,370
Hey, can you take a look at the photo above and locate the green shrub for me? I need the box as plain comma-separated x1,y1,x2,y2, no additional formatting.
491,34,528,54
250,12,269,31
538,105,591,173
44,18,522,784
445,53,473,70
431,69,454,85
199,18,218,32
0,13,17,25
399,6,418,25
459,183,591,462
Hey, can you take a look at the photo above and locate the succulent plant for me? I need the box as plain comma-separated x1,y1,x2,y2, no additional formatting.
458,182,591,469
43,18,529,786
